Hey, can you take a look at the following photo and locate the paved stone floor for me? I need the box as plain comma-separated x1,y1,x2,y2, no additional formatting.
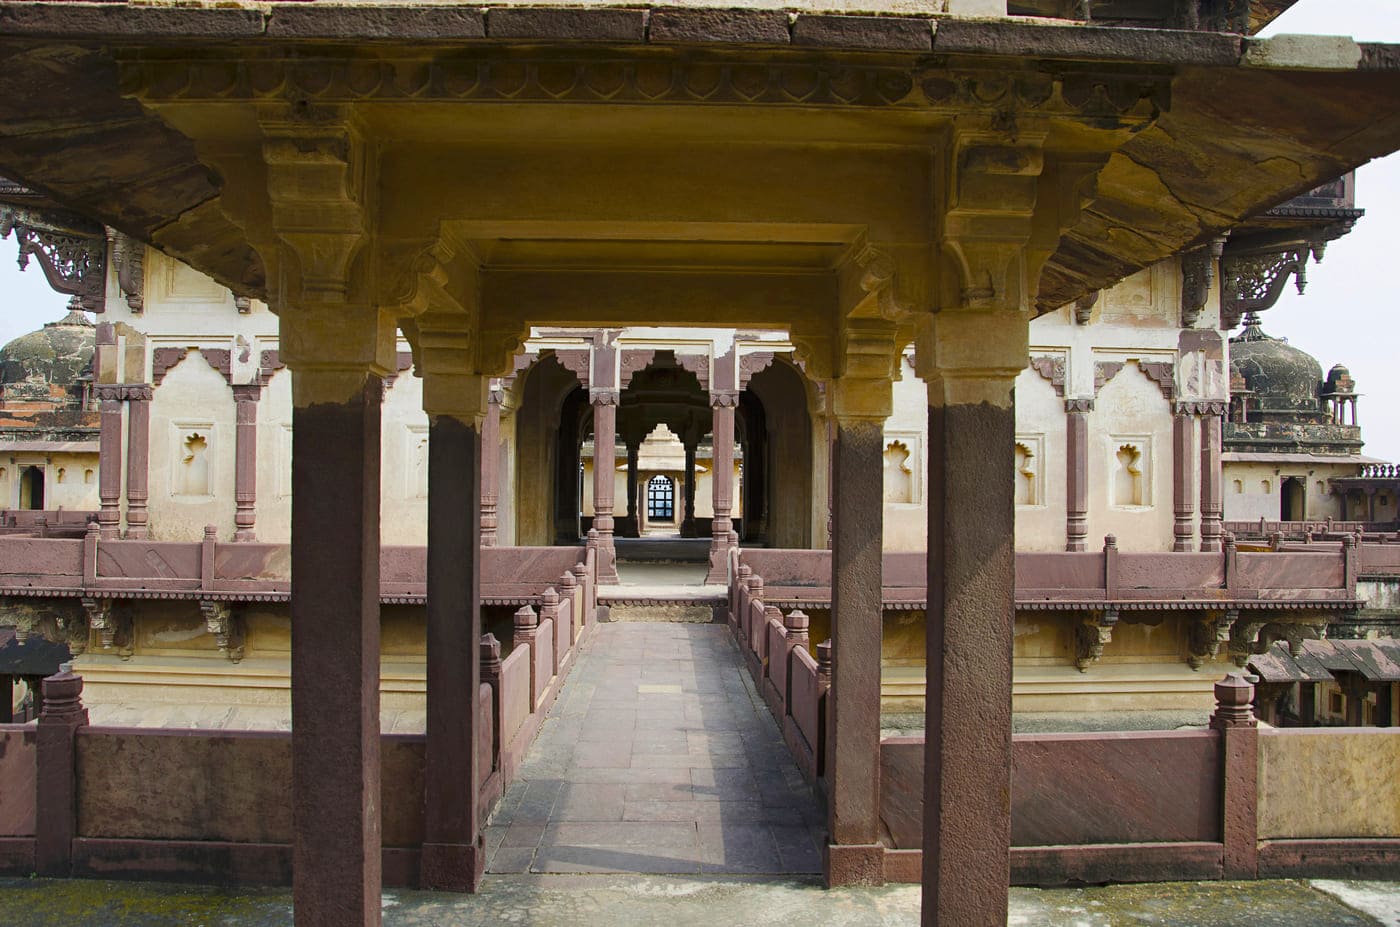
484,622,827,875
1,877,1397,926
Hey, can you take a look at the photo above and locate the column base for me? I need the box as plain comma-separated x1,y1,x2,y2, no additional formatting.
824,842,886,887
703,535,730,584
420,840,486,893
595,537,620,584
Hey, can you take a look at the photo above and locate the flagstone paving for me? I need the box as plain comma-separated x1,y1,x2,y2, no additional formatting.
484,621,827,876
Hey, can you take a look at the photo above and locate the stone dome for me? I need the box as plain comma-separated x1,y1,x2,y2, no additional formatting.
0,306,95,397
1229,314,1324,420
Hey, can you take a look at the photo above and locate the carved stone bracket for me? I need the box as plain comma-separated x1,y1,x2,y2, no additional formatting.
676,353,711,392
619,350,656,390
1074,290,1099,325
1229,619,1266,668
1220,248,1306,329
82,596,132,658
257,349,285,387
93,384,153,402
1138,361,1175,402
553,349,592,389
111,230,145,313
1064,397,1094,414
1092,361,1124,395
152,347,234,386
1029,355,1066,397
1178,241,1223,327
1074,607,1118,672
1187,609,1237,670
739,352,776,391
0,206,106,312
589,388,619,407
200,600,245,663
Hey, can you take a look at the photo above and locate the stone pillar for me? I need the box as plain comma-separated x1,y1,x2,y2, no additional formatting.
1173,405,1197,552
1200,405,1225,551
704,392,737,584
95,384,123,539
422,404,486,891
233,384,261,542
1211,672,1259,879
289,365,385,926
1064,399,1090,552
590,389,620,583
480,388,502,548
681,440,698,538
122,386,152,539
824,326,897,886
916,305,1028,926
626,444,640,537
35,665,87,876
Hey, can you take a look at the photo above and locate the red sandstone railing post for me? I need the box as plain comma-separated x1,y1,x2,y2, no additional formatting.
35,664,88,876
540,587,561,676
815,640,832,779
733,563,752,627
82,521,99,587
570,562,590,628
1210,672,1259,880
513,605,539,702
558,570,578,644
783,609,810,710
480,634,502,779
1343,534,1358,593
1103,534,1118,599
201,524,217,590
747,574,765,637
1223,532,1238,591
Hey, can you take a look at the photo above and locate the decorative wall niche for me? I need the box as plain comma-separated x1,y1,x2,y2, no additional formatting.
1233,479,1244,494
85,469,94,484
882,434,920,505
407,424,429,499
1014,435,1045,507
1261,480,1272,495
1109,437,1150,508
170,423,215,499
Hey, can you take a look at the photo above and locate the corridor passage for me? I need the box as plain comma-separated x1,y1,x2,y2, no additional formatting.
485,622,827,875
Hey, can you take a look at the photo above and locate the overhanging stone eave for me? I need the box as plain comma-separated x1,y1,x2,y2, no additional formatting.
1036,62,1400,315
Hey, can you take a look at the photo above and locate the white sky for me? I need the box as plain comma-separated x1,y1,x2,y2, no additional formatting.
1,1,1398,453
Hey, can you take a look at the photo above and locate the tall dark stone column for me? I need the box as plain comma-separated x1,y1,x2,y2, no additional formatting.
1065,398,1091,551
681,440,698,538
123,386,152,539
1200,404,1225,551
591,389,620,582
422,412,485,890
95,384,123,540
290,371,384,927
824,413,886,884
704,392,736,584
233,384,261,542
1173,405,1197,552
480,389,501,548
626,444,640,538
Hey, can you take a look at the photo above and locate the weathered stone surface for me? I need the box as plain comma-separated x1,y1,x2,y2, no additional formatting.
932,19,1243,65
267,7,485,40
0,4,264,37
791,14,931,52
0,729,36,837
648,9,790,46
1258,728,1400,839
487,8,645,42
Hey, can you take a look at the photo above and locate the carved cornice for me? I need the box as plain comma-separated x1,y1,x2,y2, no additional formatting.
93,383,153,402
152,347,233,386
589,388,619,407
739,352,776,391
1028,355,1066,397
1174,400,1228,417
0,206,106,312
710,390,740,409
619,350,656,390
120,57,1169,120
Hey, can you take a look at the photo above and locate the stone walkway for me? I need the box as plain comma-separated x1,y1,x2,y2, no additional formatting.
484,622,827,875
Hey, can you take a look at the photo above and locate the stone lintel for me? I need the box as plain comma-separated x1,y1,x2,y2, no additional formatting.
278,307,397,407
913,310,1028,406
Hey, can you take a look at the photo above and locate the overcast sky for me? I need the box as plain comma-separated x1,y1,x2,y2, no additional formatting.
1,1,1398,455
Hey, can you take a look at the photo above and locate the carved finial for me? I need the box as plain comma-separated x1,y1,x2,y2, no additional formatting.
816,640,833,679
784,609,810,633
203,524,218,542
514,605,538,631
560,569,577,589
1103,534,1117,551
39,664,88,724
480,633,502,672
541,586,559,609
1210,672,1258,729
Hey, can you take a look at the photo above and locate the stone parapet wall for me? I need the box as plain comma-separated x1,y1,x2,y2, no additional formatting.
1257,728,1400,840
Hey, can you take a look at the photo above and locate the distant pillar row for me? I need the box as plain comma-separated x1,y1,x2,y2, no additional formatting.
704,390,736,584
681,440,698,538
1172,405,1196,553
233,384,262,542
590,388,620,583
1199,403,1226,551
479,388,502,548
